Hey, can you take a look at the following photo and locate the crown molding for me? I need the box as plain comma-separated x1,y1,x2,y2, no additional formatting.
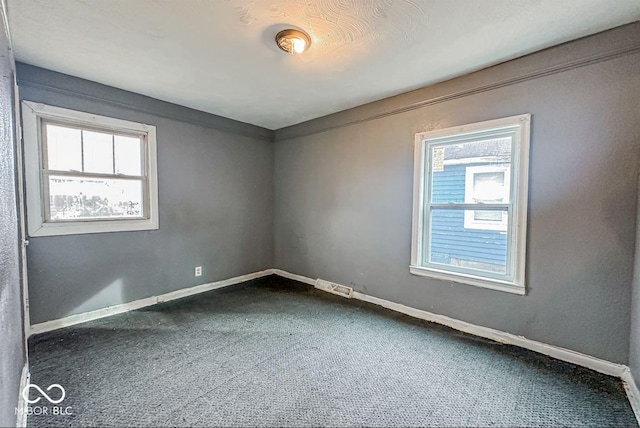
275,22,640,141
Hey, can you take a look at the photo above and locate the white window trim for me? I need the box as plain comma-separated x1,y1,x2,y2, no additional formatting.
22,101,159,237
463,164,510,231
410,114,531,295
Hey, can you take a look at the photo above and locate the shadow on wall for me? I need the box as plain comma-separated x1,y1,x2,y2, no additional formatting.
70,278,125,315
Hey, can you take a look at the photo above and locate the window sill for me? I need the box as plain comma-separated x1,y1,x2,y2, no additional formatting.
29,218,159,237
409,265,525,295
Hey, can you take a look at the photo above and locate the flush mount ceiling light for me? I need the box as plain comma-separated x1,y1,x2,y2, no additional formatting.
275,29,311,55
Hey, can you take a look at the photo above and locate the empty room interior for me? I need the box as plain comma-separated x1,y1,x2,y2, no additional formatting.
3,0,640,427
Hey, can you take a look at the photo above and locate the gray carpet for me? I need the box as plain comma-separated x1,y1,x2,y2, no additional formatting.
27,276,638,427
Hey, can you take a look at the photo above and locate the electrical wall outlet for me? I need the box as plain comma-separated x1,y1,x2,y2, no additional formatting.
195,266,202,277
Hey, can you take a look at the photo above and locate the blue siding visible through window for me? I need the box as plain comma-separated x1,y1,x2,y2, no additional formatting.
430,163,507,267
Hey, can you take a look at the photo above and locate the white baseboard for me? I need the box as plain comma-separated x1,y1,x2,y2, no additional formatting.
15,363,29,428
622,368,640,424
272,269,316,286
354,290,627,377
28,269,274,336
273,269,627,378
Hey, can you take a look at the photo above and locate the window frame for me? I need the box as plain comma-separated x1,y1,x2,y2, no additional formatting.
410,114,531,295
22,101,159,237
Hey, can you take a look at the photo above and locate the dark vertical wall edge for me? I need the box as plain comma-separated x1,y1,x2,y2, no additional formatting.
629,174,640,388
0,1,25,425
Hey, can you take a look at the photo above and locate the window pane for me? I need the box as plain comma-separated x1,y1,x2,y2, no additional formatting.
473,172,505,203
82,130,113,174
47,175,144,221
474,209,502,222
114,135,142,176
430,137,511,204
429,208,508,274
45,124,82,171
472,172,505,221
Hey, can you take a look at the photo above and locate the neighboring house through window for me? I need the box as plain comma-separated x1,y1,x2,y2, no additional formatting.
22,101,159,237
411,114,530,294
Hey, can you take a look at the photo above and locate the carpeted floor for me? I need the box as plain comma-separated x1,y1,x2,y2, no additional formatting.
27,276,638,427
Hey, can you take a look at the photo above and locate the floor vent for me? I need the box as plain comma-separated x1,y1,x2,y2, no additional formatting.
315,279,353,298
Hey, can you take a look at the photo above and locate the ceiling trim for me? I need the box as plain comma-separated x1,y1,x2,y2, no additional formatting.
13,22,640,143
275,22,640,142
15,63,275,142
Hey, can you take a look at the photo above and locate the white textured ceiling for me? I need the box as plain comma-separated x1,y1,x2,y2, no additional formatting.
7,0,640,129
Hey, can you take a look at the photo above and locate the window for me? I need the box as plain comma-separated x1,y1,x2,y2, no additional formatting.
464,165,510,231
410,114,530,294
22,101,159,236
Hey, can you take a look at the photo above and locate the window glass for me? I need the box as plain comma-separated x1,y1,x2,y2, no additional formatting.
430,137,511,204
114,135,142,176
48,175,144,221
42,124,147,222
429,208,508,274
82,130,114,174
45,124,82,171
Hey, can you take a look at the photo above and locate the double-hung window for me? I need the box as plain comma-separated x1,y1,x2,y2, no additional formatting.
22,101,159,237
410,114,530,294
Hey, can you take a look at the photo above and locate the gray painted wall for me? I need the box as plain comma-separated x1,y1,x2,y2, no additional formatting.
0,7,25,426
16,22,640,369
18,64,275,325
630,176,640,388
274,23,640,364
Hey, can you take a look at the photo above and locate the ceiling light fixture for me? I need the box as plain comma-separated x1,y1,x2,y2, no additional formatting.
275,29,311,55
